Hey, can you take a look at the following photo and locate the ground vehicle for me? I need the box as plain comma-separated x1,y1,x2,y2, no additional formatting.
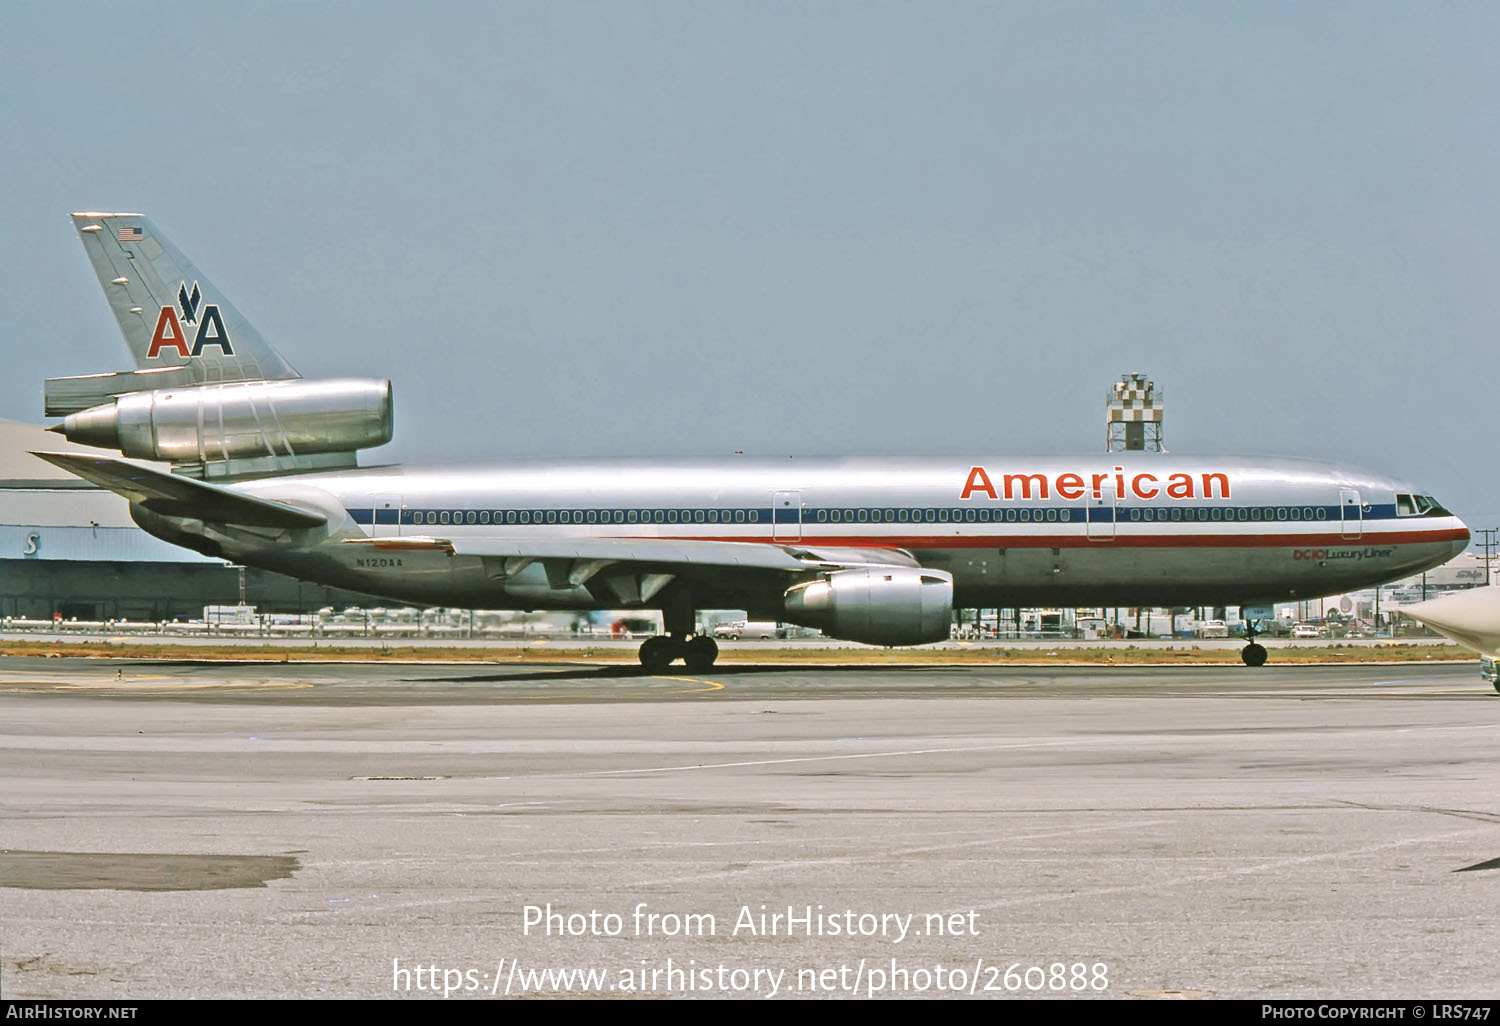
1481,657,1498,693
610,617,660,639
714,620,779,640
1198,619,1229,638
1291,623,1326,639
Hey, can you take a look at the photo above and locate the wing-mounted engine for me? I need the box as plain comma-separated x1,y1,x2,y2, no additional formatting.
782,567,954,646
49,377,393,479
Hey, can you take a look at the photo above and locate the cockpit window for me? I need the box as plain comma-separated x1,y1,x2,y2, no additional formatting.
1397,493,1452,517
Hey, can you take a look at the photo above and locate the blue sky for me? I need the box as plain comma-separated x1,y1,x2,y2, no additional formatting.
3,1,1497,525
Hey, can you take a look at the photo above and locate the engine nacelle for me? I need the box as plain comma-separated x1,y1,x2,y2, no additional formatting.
783,567,953,646
54,378,393,464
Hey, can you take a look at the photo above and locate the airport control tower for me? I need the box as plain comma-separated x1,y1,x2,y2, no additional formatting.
1106,372,1163,452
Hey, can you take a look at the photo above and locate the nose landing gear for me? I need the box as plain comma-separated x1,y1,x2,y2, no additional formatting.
1240,617,1268,667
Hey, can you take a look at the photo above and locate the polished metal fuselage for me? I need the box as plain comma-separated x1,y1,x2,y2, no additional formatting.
142,452,1469,615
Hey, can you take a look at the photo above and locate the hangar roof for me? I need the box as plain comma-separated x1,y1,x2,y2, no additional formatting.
0,419,164,488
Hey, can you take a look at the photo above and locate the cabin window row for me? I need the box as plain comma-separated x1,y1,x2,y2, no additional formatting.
400,504,1338,527
1128,506,1329,522
815,507,1072,523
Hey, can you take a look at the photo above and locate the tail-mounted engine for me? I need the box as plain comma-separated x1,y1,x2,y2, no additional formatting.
50,377,393,478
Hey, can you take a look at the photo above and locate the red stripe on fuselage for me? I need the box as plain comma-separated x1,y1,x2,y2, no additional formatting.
606,528,1469,550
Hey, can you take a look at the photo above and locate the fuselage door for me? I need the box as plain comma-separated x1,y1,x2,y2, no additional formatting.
1086,482,1117,541
1339,488,1362,540
772,490,802,542
372,494,403,538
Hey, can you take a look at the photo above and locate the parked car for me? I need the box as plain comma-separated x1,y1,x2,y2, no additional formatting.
1198,620,1229,638
1291,623,1326,639
713,620,780,640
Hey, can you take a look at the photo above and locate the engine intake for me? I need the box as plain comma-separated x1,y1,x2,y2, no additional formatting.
54,377,393,465
783,567,953,646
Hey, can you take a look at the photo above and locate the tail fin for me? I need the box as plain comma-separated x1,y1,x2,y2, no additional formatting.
70,212,299,383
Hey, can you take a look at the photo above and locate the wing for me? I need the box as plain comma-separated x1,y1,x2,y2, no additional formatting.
30,450,326,529
346,535,922,603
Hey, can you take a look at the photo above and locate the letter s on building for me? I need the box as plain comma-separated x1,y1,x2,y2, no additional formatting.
22,532,38,556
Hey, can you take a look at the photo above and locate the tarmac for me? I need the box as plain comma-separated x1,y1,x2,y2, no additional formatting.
1,657,1497,999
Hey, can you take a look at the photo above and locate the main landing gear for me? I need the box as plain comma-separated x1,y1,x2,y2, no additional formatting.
638,634,719,673
1240,618,1268,667
637,591,719,673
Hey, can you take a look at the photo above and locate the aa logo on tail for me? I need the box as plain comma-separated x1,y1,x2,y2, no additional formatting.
147,281,233,358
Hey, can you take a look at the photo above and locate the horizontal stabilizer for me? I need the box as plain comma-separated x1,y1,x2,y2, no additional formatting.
44,366,204,417
30,450,326,529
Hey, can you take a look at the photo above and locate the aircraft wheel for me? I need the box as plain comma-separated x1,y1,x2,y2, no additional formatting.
683,636,718,673
1241,642,1268,667
639,635,677,672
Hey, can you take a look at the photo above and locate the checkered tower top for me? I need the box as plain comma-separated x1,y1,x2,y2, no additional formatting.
1106,373,1163,422
1106,372,1164,451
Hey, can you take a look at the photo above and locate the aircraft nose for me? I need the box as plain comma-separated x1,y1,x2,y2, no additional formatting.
1452,519,1472,558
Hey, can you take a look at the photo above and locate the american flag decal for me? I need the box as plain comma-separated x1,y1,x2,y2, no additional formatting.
117,226,143,242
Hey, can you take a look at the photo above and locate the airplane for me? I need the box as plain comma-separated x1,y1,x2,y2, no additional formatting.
32,212,1471,671
1400,588,1500,693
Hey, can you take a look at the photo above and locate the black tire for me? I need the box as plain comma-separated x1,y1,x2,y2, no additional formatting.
638,635,676,672
683,636,719,673
1242,642,1268,667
